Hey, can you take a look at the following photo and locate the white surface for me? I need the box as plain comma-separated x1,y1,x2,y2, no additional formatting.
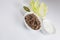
0,0,60,40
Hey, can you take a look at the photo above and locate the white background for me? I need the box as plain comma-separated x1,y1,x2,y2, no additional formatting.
0,0,60,40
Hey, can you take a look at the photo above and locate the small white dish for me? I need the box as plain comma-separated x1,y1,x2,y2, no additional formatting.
43,19,56,34
24,12,43,31
40,19,56,34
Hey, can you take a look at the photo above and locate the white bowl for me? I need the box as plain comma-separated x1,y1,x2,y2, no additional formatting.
24,12,43,31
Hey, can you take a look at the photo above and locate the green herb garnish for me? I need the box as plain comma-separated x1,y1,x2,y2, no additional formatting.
23,6,30,12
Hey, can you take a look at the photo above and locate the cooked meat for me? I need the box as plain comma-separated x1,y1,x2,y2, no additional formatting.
25,14,41,30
